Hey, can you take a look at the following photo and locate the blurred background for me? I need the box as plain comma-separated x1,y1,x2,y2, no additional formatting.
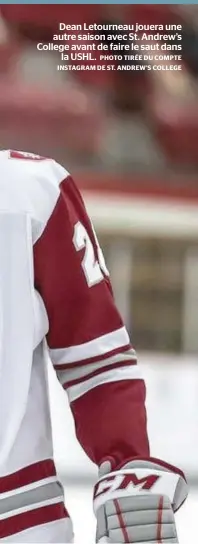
0,4,197,540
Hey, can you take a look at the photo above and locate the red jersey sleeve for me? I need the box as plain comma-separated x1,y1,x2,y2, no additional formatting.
34,176,149,469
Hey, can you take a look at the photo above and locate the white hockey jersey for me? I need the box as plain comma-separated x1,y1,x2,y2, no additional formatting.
0,150,148,542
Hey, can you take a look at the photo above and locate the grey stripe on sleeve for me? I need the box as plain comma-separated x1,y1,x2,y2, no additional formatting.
55,348,137,387
0,481,64,517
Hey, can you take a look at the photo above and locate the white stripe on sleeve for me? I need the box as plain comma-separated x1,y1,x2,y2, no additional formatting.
50,326,130,366
67,364,143,402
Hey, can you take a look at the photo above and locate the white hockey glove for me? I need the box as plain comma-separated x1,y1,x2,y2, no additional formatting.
94,458,188,543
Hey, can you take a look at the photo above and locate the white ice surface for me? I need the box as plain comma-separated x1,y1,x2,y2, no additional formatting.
65,485,197,543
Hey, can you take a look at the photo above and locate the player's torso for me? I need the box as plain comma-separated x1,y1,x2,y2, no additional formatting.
0,151,73,542
0,151,62,474
0,150,63,471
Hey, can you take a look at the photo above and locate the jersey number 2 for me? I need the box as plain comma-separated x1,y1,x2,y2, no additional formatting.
73,221,109,287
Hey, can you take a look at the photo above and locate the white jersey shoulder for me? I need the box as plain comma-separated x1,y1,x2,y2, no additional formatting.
0,150,70,242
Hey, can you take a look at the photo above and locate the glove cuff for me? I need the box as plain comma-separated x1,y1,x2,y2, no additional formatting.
95,458,188,514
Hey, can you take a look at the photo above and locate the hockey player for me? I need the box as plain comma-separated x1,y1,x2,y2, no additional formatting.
0,150,187,543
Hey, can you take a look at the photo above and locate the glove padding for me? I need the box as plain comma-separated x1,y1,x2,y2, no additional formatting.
93,458,188,543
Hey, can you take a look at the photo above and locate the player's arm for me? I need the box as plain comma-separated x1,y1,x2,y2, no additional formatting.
34,174,187,543
34,173,148,464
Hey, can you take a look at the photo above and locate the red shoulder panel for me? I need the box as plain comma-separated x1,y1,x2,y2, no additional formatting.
9,150,48,161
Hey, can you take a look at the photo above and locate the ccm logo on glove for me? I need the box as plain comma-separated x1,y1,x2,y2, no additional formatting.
93,468,184,513
94,472,160,499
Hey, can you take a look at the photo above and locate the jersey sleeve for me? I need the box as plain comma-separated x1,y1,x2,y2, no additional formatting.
34,175,149,469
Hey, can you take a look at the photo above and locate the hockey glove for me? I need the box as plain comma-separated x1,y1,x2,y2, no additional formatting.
94,458,188,543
